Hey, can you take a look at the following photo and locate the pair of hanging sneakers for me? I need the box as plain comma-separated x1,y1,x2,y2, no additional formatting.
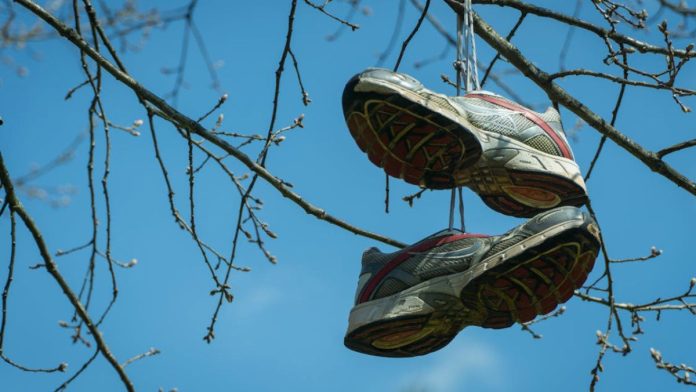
341,68,601,357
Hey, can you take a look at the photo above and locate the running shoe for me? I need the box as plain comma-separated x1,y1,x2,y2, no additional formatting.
342,68,587,217
344,206,600,357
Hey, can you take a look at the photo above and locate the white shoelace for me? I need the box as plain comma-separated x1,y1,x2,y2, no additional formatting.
449,0,479,232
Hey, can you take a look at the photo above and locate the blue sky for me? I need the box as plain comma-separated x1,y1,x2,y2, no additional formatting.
1,1,695,391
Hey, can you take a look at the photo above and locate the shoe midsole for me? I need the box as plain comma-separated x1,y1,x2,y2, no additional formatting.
345,216,586,334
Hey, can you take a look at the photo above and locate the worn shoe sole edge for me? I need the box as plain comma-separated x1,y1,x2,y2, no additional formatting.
345,79,482,187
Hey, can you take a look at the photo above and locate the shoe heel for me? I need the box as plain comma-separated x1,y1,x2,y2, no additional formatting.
345,289,465,357
463,147,588,217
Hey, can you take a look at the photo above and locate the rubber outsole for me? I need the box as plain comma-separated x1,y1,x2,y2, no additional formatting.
344,227,599,357
344,84,482,189
459,228,597,329
466,168,588,218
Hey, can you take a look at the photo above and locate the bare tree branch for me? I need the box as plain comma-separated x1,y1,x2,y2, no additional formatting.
0,152,135,392
444,1,696,196
471,0,696,58
13,0,406,249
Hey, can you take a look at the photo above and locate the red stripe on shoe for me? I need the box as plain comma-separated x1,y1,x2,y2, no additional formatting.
466,94,573,160
358,233,489,303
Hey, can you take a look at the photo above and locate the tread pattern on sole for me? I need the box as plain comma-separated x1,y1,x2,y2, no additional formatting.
459,229,598,329
468,168,588,218
344,294,468,358
344,89,482,189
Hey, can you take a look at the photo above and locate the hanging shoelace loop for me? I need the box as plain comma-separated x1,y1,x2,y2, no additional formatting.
455,0,480,95
449,0,479,232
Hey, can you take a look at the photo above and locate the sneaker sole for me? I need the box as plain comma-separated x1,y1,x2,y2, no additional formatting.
454,139,588,217
343,77,482,188
344,75,587,217
344,218,599,357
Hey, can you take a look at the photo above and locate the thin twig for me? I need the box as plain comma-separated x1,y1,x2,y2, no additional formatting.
657,139,696,158
0,152,135,392
454,7,696,195
304,0,359,30
394,0,431,72
1,210,66,373
470,0,696,59
480,11,526,87
121,347,160,368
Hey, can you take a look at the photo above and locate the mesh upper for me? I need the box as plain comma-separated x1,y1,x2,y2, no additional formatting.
399,238,479,279
374,278,410,298
357,227,539,303
525,134,559,155
423,92,460,114
459,96,565,156
359,237,485,302
354,207,588,304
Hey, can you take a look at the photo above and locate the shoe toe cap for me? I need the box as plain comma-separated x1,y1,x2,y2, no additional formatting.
530,206,594,230
356,68,424,91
